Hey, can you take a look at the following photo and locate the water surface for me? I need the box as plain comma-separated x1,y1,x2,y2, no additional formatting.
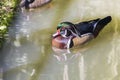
1,0,120,80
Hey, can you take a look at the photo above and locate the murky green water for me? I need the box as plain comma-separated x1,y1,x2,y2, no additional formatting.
1,0,120,80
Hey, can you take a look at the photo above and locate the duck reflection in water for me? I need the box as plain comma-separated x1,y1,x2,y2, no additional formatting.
52,47,87,62
52,16,112,49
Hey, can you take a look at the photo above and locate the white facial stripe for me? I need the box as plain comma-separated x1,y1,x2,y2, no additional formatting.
61,29,67,37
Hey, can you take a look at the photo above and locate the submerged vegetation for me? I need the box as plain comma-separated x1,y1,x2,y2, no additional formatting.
0,0,18,48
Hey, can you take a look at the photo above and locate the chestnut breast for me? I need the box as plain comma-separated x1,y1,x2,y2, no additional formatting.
52,35,69,49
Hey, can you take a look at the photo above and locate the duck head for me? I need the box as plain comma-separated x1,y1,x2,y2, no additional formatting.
20,0,35,9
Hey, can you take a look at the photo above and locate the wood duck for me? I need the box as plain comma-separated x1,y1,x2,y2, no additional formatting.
52,16,112,49
20,0,52,9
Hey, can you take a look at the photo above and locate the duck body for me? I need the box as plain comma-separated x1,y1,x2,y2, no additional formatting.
20,0,52,9
52,16,112,49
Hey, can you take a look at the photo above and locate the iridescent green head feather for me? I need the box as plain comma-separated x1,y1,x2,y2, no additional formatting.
57,23,69,30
